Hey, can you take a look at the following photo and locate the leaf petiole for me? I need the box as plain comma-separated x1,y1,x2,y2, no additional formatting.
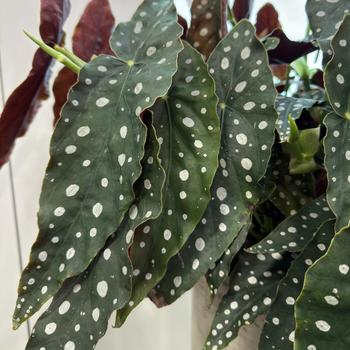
287,115,299,143
53,45,86,68
23,31,81,73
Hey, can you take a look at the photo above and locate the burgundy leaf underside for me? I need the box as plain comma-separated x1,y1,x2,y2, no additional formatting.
255,3,281,37
233,0,254,21
0,0,70,167
53,0,115,124
268,29,317,64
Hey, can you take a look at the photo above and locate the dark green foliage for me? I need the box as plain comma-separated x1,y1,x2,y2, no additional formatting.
25,121,165,350
116,40,221,325
259,220,334,350
295,223,350,350
249,196,333,254
267,155,314,216
292,13,350,350
204,251,291,350
4,0,350,349
13,0,183,331
306,0,350,58
276,96,316,142
206,223,250,297
152,20,277,307
324,15,350,232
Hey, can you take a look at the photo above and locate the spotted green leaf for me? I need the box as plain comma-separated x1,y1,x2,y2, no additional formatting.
295,224,350,350
151,20,278,307
268,156,314,217
306,0,350,58
206,222,250,297
275,96,316,142
304,89,326,102
204,251,290,350
263,36,280,51
188,0,227,59
323,113,350,232
324,14,350,119
323,15,350,232
259,220,335,350
115,41,220,325
25,121,165,350
13,0,183,328
248,196,334,254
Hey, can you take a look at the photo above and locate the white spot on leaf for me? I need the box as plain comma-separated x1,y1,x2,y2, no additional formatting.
315,320,331,332
179,170,189,181
66,184,79,197
96,97,110,107
92,203,103,218
221,57,230,70
183,117,195,127
97,281,108,298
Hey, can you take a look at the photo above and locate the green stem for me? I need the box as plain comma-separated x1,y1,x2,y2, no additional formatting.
54,45,86,68
284,66,292,96
227,3,236,26
288,115,300,143
253,212,264,228
303,74,311,92
304,23,311,39
24,31,80,73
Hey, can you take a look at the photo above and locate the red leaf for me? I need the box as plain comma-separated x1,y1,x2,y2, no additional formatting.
52,68,77,124
188,0,228,59
178,15,188,39
255,3,281,37
71,0,115,60
40,0,70,46
271,64,288,81
233,0,254,21
276,84,286,93
220,0,229,38
311,69,324,88
53,0,115,124
268,29,317,64
0,0,70,167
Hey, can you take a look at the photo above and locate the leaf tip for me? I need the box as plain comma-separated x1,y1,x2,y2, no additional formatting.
12,318,21,331
23,30,41,46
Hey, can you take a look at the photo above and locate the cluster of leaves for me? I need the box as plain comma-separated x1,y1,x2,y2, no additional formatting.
2,0,350,349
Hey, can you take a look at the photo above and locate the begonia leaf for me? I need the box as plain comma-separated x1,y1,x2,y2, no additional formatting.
188,0,228,59
255,3,281,38
275,96,316,143
151,20,277,307
206,223,250,297
13,0,183,329
0,0,70,167
259,220,334,350
268,29,316,65
53,0,115,124
306,0,350,58
295,223,350,350
233,0,254,21
323,14,350,231
115,41,220,325
248,196,333,254
204,251,290,350
25,120,164,350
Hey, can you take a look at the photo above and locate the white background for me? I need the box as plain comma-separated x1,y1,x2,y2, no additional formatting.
0,1,306,349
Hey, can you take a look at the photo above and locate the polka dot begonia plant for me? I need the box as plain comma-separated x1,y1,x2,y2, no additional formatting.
2,0,350,349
